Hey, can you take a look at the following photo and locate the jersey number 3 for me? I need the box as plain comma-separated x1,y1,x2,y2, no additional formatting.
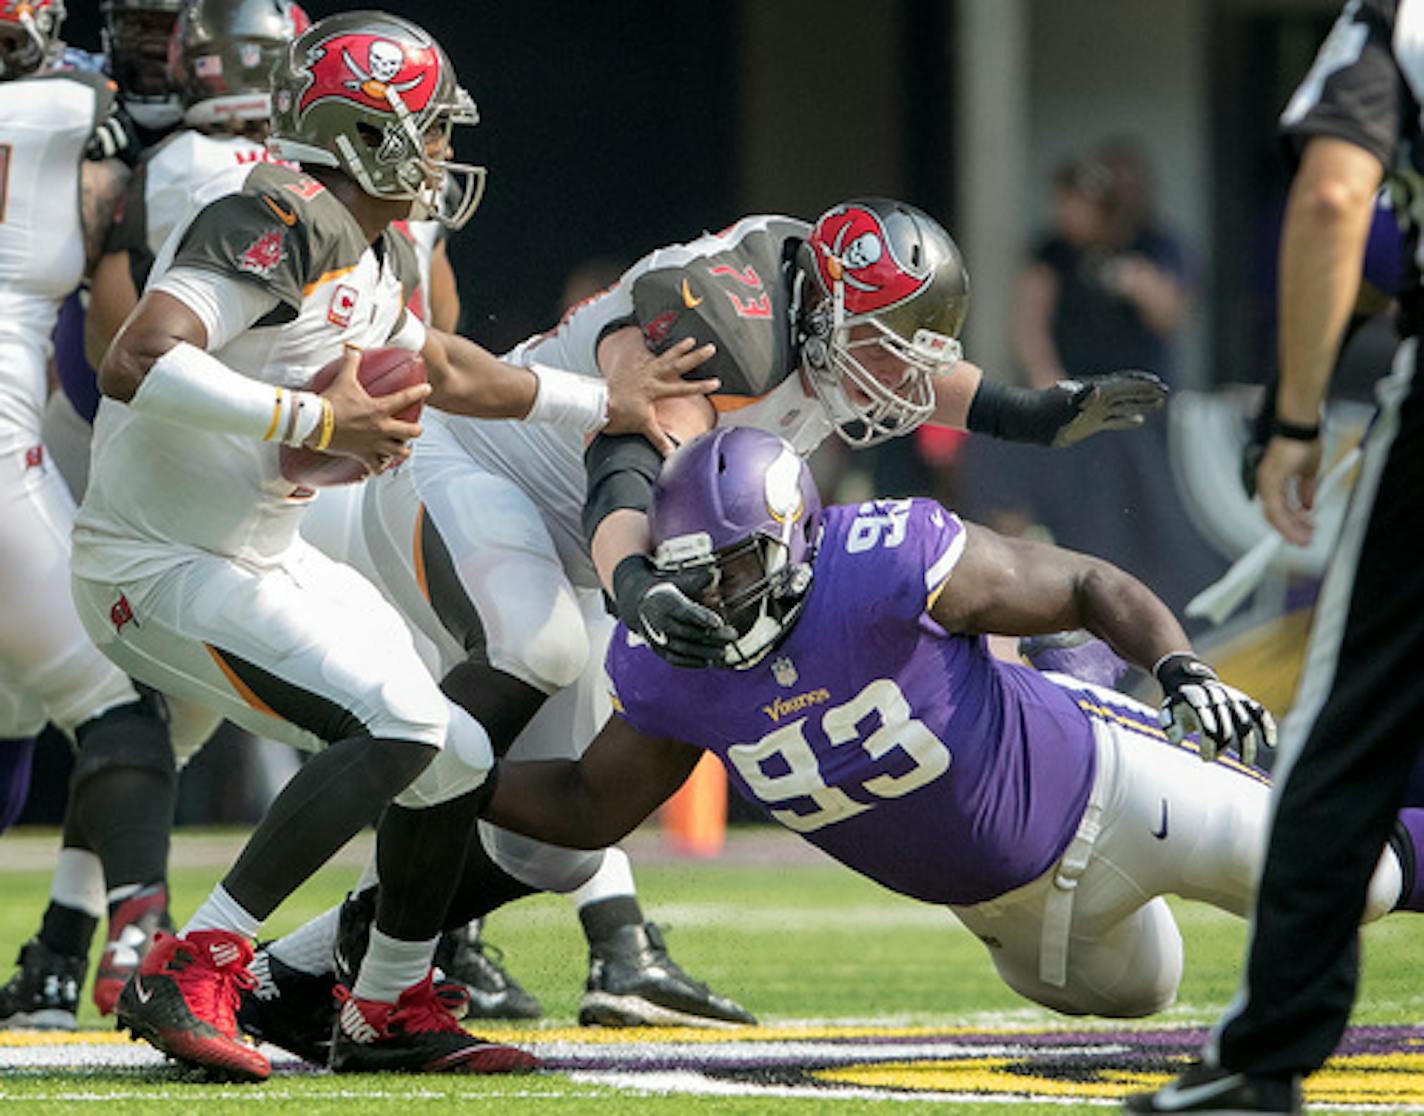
727,678,950,833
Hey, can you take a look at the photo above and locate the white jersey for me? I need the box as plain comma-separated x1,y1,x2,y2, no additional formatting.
109,130,282,267
73,164,421,583
417,214,831,580
0,72,112,421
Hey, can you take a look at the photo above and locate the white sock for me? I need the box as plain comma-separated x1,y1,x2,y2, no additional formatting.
352,928,437,1004
181,884,262,940
268,905,341,975
50,848,104,917
568,846,636,910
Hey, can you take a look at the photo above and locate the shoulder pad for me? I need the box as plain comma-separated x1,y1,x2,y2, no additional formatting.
33,69,118,129
630,218,804,397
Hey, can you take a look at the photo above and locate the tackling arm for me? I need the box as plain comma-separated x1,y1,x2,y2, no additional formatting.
931,520,1275,761
481,715,704,849
929,520,1190,673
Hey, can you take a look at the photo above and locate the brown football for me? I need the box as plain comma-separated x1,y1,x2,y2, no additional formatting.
278,347,426,487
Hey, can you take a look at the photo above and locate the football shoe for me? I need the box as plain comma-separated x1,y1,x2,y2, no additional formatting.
435,922,542,1021
1124,1061,1301,1114
0,938,84,1031
236,944,337,1065
329,973,539,1074
579,922,755,1028
116,930,270,1082
93,882,173,1016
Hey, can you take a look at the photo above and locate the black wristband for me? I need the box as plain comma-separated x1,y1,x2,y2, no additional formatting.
1269,417,1321,442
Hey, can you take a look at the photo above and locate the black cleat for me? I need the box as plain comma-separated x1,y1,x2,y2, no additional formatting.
333,889,376,990
237,945,338,1064
579,922,755,1029
329,974,539,1074
0,938,84,1031
435,923,542,1021
1124,1061,1302,1114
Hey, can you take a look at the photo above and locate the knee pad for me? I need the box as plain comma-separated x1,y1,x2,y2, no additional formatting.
500,615,589,695
392,702,492,809
476,820,605,894
70,691,174,787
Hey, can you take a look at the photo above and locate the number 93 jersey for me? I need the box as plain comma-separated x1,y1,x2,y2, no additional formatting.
607,497,1098,907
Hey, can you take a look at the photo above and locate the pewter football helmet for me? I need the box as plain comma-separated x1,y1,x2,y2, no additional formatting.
170,0,309,127
267,11,484,229
796,198,969,447
0,0,65,80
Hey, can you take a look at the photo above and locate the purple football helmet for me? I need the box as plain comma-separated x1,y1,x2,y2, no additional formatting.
650,427,822,668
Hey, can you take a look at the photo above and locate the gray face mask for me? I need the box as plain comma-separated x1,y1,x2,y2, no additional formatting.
123,93,183,131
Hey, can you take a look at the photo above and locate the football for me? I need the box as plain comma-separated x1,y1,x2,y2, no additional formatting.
278,346,427,487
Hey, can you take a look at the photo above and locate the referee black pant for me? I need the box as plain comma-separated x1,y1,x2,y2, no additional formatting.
1212,337,1424,1078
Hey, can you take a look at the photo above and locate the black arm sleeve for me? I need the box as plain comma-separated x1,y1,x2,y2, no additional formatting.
582,433,664,543
964,377,1075,446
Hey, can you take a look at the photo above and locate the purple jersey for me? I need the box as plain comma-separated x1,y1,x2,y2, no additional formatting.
608,498,1100,906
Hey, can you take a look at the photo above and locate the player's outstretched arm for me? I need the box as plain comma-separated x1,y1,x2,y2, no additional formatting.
932,521,1275,762
481,716,703,849
424,328,718,442
944,359,1168,446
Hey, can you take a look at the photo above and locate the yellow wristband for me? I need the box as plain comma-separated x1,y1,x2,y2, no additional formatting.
312,397,335,452
262,387,284,442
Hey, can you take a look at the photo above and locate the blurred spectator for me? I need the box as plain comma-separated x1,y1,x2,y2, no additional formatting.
959,147,1222,623
1013,150,1191,389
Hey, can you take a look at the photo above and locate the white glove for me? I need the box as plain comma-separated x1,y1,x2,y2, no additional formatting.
1154,652,1277,765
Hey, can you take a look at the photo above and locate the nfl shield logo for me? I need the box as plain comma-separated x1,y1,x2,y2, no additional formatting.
771,656,798,687
240,43,263,69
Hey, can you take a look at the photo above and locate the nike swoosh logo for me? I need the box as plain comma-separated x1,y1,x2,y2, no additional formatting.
681,278,702,308
263,195,298,227
1149,1070,1248,1111
1151,798,1169,840
133,975,154,1004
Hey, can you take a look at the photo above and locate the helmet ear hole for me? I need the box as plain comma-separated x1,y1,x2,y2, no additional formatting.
355,122,382,149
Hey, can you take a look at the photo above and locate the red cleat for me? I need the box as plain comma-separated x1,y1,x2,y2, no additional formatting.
116,930,270,1083
329,972,539,1074
93,883,173,1016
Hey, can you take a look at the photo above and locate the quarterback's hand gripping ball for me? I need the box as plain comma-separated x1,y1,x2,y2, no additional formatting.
279,346,427,487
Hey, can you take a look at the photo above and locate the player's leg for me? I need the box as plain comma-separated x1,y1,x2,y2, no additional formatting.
72,542,527,1079
473,593,754,1026
0,417,172,1029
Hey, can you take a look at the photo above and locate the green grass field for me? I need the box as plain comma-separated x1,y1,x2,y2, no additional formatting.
1,825,1421,1114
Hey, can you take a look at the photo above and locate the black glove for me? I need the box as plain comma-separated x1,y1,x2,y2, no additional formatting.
85,106,140,165
612,554,736,668
1050,370,1169,447
966,370,1167,447
1155,652,1277,765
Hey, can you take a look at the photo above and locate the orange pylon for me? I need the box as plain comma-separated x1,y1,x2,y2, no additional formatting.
659,752,727,858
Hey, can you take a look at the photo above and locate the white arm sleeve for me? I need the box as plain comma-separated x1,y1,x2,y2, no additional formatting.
128,341,323,445
149,266,280,351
